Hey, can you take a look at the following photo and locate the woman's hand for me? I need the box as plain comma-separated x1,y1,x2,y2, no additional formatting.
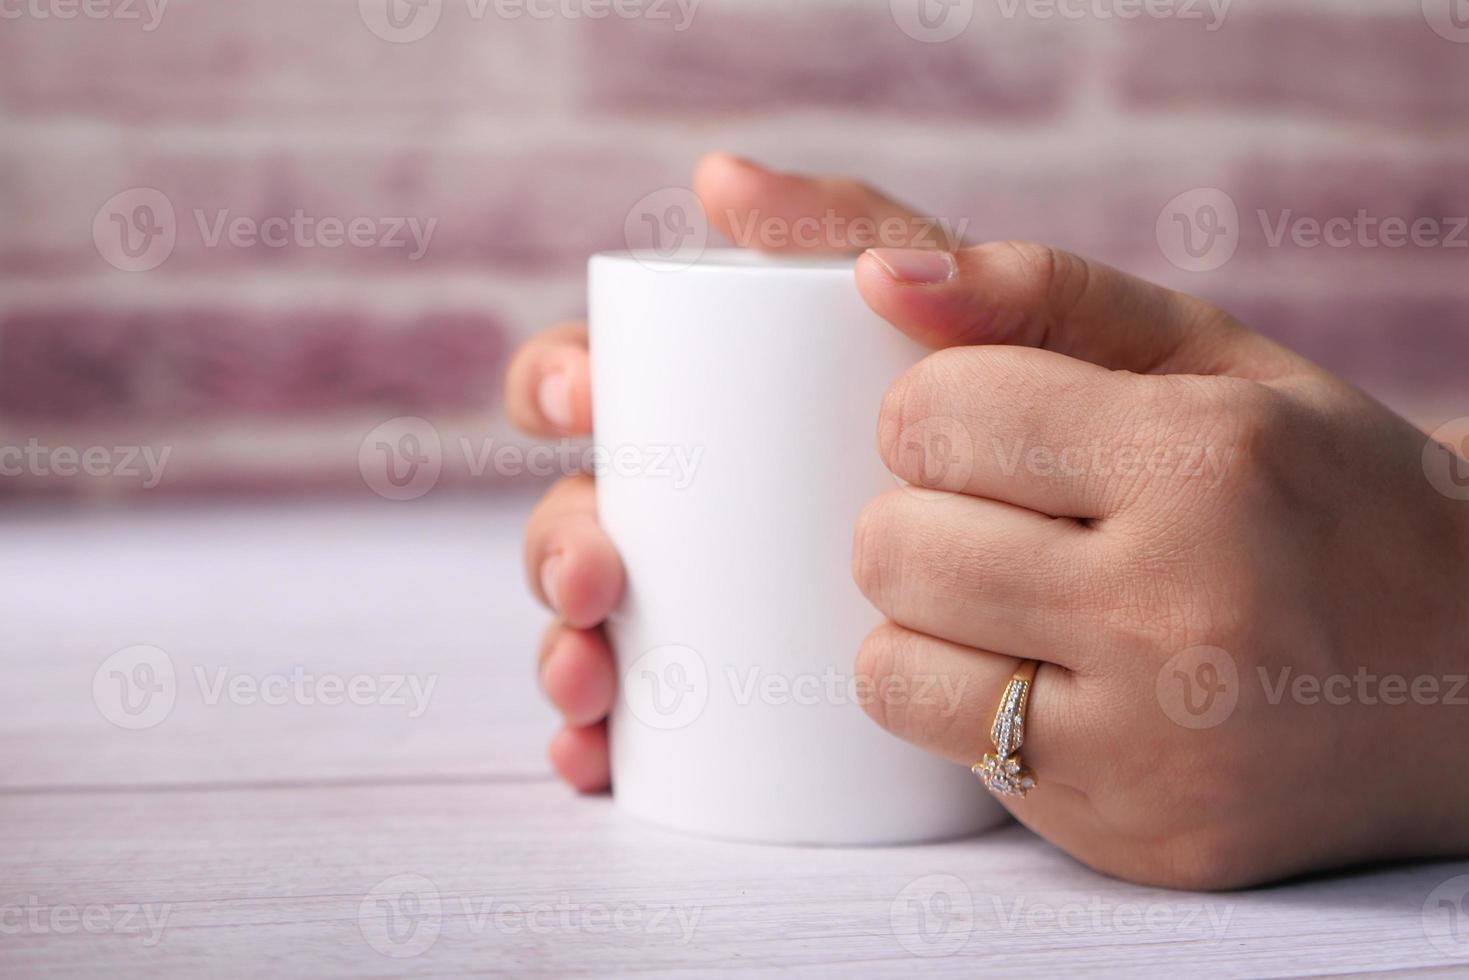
850,239,1469,889
508,152,1469,889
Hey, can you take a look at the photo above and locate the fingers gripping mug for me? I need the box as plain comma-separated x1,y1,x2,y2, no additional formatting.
589,250,1005,845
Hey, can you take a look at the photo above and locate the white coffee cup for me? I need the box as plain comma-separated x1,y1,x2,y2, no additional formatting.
588,249,1006,845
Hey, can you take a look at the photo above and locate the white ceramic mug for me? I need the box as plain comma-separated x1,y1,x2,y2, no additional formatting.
588,249,1005,845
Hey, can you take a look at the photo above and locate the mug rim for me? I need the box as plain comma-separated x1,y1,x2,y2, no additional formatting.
591,248,859,274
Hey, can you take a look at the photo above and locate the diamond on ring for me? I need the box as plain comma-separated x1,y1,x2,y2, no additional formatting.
972,661,1039,798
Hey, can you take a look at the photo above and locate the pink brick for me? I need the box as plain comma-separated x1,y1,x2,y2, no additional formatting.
1219,289,1469,406
0,0,562,121
1,142,681,274
0,307,509,422
1242,157,1467,236
579,6,1075,118
1118,12,1469,125
1102,153,1469,262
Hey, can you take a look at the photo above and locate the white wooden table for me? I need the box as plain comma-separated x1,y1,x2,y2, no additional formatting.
3,498,1467,977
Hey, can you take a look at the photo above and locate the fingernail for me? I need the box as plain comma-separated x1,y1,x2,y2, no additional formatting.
867,248,957,285
538,372,575,431
540,555,563,613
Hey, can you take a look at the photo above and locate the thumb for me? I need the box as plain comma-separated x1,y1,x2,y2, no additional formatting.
856,241,1300,379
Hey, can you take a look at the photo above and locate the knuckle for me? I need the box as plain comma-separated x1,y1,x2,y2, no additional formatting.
876,372,915,472
878,348,974,476
857,628,899,728
856,625,966,752
1190,378,1289,494
854,624,907,733
1119,375,1287,510
993,240,1092,319
1222,380,1287,453
851,495,897,605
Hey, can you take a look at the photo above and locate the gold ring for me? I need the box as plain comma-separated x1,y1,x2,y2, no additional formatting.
972,659,1039,798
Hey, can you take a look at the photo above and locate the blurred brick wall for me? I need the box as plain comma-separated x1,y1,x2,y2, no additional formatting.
1,0,1466,499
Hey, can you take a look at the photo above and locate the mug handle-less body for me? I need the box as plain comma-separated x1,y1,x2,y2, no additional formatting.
588,250,1006,845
